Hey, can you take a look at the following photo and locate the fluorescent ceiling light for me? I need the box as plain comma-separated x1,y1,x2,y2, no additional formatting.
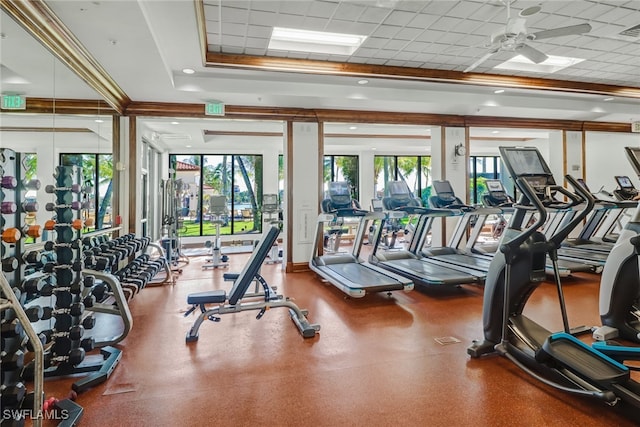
269,27,367,56
494,89,505,94
349,126,357,130
495,55,585,74
358,79,369,85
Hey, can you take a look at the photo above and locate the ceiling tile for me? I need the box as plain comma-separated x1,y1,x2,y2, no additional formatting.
246,24,272,38
383,10,416,26
334,2,368,20
358,6,393,24
395,27,422,40
307,1,338,18
302,16,330,30
221,22,247,37
244,37,267,49
220,6,249,23
384,39,409,50
373,24,402,38
421,1,457,16
429,16,464,32
248,10,278,26
406,13,439,29
244,47,266,56
278,1,311,15
361,37,388,48
395,1,428,13
275,13,302,27
404,40,429,52
250,1,280,13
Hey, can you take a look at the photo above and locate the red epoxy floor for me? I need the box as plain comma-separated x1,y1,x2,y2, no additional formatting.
42,254,639,426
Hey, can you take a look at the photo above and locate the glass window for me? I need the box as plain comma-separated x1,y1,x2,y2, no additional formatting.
374,155,431,204
170,154,263,237
323,155,359,201
59,153,113,231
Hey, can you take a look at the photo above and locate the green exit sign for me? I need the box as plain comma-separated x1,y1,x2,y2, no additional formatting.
205,102,225,116
1,94,26,110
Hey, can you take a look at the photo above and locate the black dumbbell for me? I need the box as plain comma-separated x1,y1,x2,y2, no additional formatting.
43,260,83,273
1,319,24,337
2,257,19,272
24,305,44,322
23,250,41,264
0,382,26,407
1,349,25,370
44,240,81,251
47,347,85,367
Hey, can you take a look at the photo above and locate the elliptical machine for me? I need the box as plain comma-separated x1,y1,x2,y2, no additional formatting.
469,146,640,415
262,193,283,264
202,195,229,269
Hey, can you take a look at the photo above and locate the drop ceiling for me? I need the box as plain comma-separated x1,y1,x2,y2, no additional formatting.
1,0,640,146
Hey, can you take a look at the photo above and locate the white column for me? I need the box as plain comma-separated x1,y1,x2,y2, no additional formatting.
287,122,320,267
547,130,565,182
359,150,375,207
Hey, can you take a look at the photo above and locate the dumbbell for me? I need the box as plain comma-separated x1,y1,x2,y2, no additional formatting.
0,382,26,407
22,224,42,239
1,319,23,337
44,219,83,231
44,184,85,194
1,201,17,214
23,178,41,190
90,282,108,301
42,302,85,319
43,260,83,273
1,227,21,243
1,349,25,370
44,240,81,251
45,201,87,211
40,279,83,298
21,277,46,294
1,175,17,189
2,256,19,272
46,347,85,367
23,250,41,264
23,306,44,322
21,200,38,213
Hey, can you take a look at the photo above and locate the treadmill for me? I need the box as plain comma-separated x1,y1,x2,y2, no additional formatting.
309,182,414,298
368,181,484,288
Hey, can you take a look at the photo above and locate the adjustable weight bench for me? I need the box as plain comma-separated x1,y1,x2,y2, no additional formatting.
185,225,320,342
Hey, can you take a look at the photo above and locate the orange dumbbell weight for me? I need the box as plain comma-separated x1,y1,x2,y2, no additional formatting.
44,219,83,231
23,224,41,239
2,228,21,243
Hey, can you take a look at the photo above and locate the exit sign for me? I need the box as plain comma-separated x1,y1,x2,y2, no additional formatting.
632,122,640,133
205,102,225,116
1,94,26,110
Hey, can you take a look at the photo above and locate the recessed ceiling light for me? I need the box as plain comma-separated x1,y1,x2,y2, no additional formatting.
185,145,192,148
94,119,104,123
371,147,377,151
182,68,195,74
171,121,180,125
495,55,584,74
604,97,614,101
494,89,505,94
358,79,369,85
492,130,500,134
349,126,357,130
268,27,367,55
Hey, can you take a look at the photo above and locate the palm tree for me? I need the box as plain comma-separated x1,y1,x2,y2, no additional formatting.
235,155,262,231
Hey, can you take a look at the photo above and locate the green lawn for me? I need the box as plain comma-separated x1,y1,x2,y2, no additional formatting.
178,219,258,237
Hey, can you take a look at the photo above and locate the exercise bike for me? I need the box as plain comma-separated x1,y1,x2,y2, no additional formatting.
468,146,640,418
262,193,283,264
202,195,229,270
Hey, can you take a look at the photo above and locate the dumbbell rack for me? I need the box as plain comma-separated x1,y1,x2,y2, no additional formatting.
1,149,83,426
40,165,121,394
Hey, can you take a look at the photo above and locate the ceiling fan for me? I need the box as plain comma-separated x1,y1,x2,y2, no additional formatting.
463,1,592,73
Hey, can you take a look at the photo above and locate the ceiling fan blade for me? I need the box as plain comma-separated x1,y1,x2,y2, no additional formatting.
516,43,548,64
529,23,592,40
463,51,496,73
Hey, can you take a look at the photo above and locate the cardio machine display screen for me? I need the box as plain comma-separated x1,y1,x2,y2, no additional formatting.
433,180,453,195
329,182,350,196
388,181,409,196
615,176,635,189
500,148,549,177
486,180,503,192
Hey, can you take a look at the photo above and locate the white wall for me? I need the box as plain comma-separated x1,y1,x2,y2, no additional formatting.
585,132,640,191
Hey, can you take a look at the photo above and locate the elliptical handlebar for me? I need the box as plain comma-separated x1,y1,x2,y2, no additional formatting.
546,184,584,209
500,177,548,255
546,175,595,247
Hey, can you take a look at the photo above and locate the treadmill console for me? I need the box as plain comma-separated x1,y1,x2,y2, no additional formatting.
614,175,638,201
371,199,384,212
483,180,513,207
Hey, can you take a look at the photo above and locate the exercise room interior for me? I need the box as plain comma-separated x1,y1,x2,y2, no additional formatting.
2,1,640,426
